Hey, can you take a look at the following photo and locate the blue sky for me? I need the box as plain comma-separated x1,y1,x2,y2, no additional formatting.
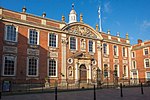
1,0,150,44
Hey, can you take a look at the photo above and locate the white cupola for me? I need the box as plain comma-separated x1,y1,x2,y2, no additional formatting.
69,4,77,23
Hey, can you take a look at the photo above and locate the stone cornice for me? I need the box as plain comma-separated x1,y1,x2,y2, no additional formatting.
103,39,131,46
132,44,150,51
1,16,65,33
1,7,63,24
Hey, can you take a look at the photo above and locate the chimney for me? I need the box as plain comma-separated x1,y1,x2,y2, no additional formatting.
117,32,120,37
42,12,46,18
22,6,27,13
107,29,110,34
61,15,65,22
138,39,142,44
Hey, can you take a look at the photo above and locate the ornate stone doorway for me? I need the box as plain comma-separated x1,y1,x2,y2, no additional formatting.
79,64,87,82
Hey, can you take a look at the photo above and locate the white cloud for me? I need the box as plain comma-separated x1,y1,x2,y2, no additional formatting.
140,20,150,31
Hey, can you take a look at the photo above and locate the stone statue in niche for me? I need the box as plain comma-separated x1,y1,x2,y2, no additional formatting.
81,39,86,50
69,70,72,76
68,67,73,77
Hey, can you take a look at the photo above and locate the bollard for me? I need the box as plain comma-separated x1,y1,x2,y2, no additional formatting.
94,85,96,100
141,83,144,95
120,83,123,97
55,87,57,100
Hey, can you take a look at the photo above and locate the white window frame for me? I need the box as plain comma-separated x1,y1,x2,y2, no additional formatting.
132,51,136,58
2,55,17,76
88,40,96,53
143,48,149,55
28,29,40,45
113,45,119,56
47,59,58,77
4,24,18,42
144,58,150,68
123,65,128,77
145,71,150,81
27,57,39,77
69,36,77,50
132,60,136,69
103,43,108,55
122,47,127,57
88,40,93,52
48,33,58,48
114,64,120,77
103,64,110,78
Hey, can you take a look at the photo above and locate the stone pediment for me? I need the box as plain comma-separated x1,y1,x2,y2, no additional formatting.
61,22,103,40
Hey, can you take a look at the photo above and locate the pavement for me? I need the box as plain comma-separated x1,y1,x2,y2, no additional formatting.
1,87,150,100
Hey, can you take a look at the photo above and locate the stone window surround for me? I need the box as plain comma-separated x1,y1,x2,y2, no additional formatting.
2,54,17,76
4,24,18,42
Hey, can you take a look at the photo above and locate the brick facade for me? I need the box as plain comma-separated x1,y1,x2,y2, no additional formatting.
0,7,141,86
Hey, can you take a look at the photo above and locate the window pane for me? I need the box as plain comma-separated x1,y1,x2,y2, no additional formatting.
103,44,107,54
49,59,56,76
49,33,56,47
70,37,76,50
114,65,118,77
6,25,17,42
29,29,38,45
89,40,93,52
147,72,150,80
28,58,38,76
145,49,148,55
104,64,108,77
114,46,117,56
123,47,125,57
4,56,15,75
124,66,127,76
145,59,150,67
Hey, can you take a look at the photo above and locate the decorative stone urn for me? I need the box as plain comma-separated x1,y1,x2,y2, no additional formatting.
45,77,50,88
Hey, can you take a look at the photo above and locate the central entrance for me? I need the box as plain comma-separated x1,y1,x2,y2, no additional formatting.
79,64,87,82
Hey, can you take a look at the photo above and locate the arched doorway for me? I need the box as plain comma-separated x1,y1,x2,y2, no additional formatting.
79,64,87,82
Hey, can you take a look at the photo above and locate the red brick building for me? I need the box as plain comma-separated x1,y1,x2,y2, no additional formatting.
131,39,150,83
0,6,132,86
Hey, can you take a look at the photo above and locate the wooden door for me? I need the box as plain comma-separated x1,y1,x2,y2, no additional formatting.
80,64,87,82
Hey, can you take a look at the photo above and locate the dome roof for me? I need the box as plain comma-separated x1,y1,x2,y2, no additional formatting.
70,9,76,14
